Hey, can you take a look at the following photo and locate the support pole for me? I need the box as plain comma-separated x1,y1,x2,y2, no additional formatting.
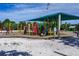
58,14,61,39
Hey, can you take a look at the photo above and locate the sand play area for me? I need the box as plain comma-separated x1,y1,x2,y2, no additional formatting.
0,36,78,56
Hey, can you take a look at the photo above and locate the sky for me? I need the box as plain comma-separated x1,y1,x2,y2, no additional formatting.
0,3,79,24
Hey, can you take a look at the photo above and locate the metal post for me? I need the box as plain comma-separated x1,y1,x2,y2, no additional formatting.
58,14,61,39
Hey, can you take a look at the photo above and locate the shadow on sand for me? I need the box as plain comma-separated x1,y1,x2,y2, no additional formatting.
59,36,79,47
0,50,32,56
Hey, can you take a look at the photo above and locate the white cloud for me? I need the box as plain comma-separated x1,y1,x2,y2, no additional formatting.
0,8,49,22
0,3,79,24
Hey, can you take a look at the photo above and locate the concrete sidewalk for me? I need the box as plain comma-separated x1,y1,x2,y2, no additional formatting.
0,31,76,39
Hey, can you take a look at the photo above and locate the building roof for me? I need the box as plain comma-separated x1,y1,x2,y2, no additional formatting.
29,12,79,21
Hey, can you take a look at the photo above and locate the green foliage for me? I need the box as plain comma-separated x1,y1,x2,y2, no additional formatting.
0,21,2,28
75,24,79,31
11,21,17,30
2,19,17,30
61,22,70,31
18,21,26,30
2,19,10,29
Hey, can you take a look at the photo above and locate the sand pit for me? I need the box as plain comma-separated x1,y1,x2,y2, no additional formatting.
0,38,78,56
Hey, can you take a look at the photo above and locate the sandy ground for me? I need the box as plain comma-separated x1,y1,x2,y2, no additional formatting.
0,37,79,56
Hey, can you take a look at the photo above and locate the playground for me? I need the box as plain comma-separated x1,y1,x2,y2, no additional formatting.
0,13,79,39
0,3,79,56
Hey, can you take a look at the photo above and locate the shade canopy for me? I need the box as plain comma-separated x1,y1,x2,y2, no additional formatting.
29,12,79,21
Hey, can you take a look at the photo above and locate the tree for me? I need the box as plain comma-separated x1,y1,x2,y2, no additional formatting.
18,21,26,30
2,19,11,30
61,22,70,31
10,21,17,30
0,21,2,31
75,24,79,31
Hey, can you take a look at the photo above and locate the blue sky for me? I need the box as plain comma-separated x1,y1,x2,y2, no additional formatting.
0,3,79,24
